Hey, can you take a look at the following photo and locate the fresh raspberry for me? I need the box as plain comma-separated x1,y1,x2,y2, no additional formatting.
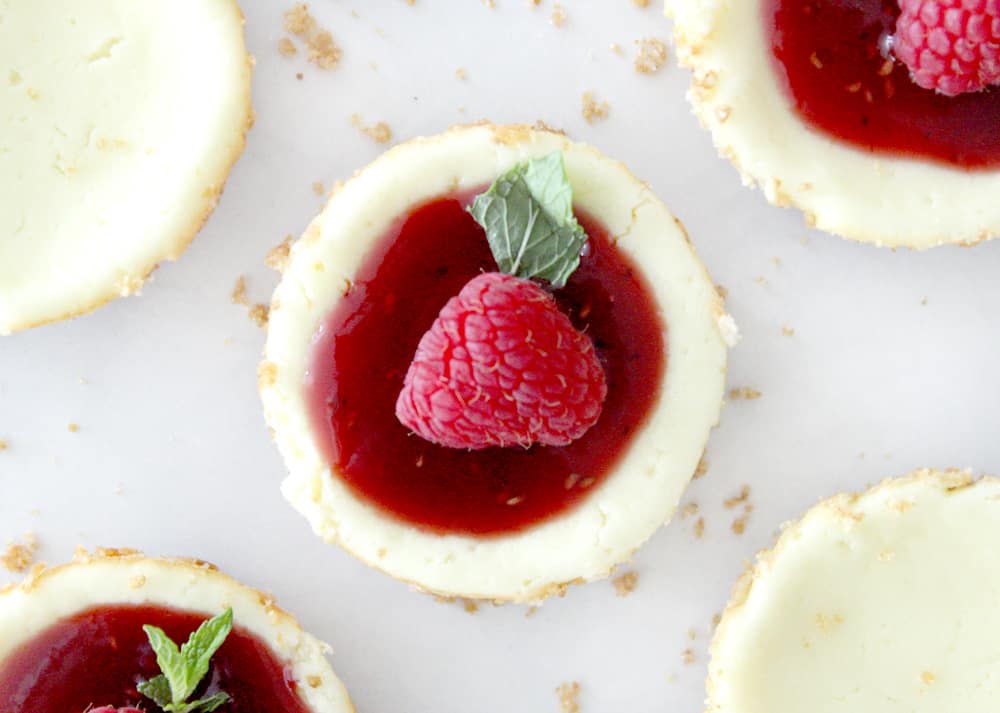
396,272,607,450
894,0,1000,96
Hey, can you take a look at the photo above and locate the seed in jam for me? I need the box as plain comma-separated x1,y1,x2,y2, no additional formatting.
305,191,666,536
764,0,1000,168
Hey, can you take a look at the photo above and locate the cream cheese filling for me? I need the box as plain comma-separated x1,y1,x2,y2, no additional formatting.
668,0,1000,248
0,550,353,713
261,123,730,602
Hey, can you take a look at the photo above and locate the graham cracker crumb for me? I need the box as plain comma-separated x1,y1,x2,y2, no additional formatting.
231,276,249,306
307,675,323,688
687,628,697,640
716,284,728,300
612,570,639,597
782,324,796,336
632,0,650,6
551,4,567,26
278,37,298,57
249,304,270,328
920,296,928,306
921,671,935,685
731,515,749,535
680,502,699,519
556,682,580,713
724,485,751,509
2,535,38,573
729,386,762,401
312,181,325,196
682,648,695,665
455,67,468,80
0,439,7,451
463,599,480,614
350,114,393,144
68,423,80,433
308,30,342,70
581,92,609,124
285,3,317,35
693,455,709,480
712,613,722,629
266,236,294,272
610,43,623,55
693,517,705,539
634,38,668,74
525,605,539,618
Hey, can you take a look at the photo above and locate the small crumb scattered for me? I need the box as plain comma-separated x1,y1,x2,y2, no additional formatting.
551,3,567,26
278,37,298,57
266,235,294,272
307,31,342,70
296,72,304,80
921,671,936,685
716,284,728,300
248,304,270,328
67,423,80,433
731,515,750,535
687,628,697,641
632,0,650,6
312,181,325,196
712,613,722,629
525,605,539,618
284,4,342,70
682,648,696,665
285,3,317,35
782,324,796,337
920,296,928,306
634,38,668,74
693,517,705,539
729,387,762,401
0,439,7,451
581,92,610,124
455,67,467,80
724,485,751,509
1,535,38,573
693,455,709,480
612,570,639,597
556,682,580,713
610,43,623,56
463,599,480,614
231,276,249,306
26,87,40,100
350,114,393,144
680,502,699,519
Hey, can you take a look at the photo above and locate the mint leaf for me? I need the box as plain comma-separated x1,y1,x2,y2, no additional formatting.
140,609,234,713
186,692,232,713
138,675,172,708
469,152,588,289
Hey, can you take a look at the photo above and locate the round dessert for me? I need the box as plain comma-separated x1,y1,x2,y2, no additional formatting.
668,0,1000,248
708,468,1000,713
0,549,353,713
0,0,253,334
261,123,733,602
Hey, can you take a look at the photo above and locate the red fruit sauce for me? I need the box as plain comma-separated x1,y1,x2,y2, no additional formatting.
0,604,312,713
306,192,665,536
764,0,1000,168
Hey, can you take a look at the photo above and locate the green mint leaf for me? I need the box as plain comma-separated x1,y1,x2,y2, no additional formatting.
177,608,234,702
186,692,232,713
142,625,185,705
469,152,588,289
141,609,234,710
138,674,172,708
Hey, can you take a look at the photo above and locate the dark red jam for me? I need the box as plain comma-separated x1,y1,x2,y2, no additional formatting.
306,191,665,536
765,0,1000,168
0,604,312,713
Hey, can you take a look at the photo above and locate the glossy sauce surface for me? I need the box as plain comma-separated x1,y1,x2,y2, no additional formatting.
0,604,312,713
765,0,1000,168
305,192,666,535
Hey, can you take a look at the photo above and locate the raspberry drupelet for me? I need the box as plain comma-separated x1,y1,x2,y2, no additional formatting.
395,272,608,450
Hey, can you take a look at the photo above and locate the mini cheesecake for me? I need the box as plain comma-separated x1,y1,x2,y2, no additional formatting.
0,549,353,713
0,0,253,334
668,0,1000,248
709,469,1000,713
261,123,733,602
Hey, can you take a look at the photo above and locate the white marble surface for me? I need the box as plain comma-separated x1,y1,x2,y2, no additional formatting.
3,1,1000,712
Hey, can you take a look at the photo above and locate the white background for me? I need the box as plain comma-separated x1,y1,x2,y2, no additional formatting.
3,1,1000,711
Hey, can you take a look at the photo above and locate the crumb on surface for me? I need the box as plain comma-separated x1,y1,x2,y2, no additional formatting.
921,671,936,685
729,386,761,401
67,423,80,433
278,37,298,57
682,648,696,665
724,485,751,509
556,682,580,713
284,3,316,35
693,517,705,539
581,92,609,124
782,324,796,336
716,284,728,300
231,276,249,306
634,38,668,74
551,4,567,26
1,534,38,574
284,4,342,70
693,455,709,480
680,502,699,519
525,605,539,618
249,304,270,328
455,67,468,80
312,181,325,196
632,0,650,6
612,570,639,597
610,42,623,55
266,235,294,272
0,439,7,451
463,599,480,614
731,514,750,535
712,613,722,629
350,114,393,144
307,30,342,70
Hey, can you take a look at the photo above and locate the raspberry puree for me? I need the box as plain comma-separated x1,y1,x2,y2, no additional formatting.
306,192,665,536
0,604,312,713
765,0,1000,168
